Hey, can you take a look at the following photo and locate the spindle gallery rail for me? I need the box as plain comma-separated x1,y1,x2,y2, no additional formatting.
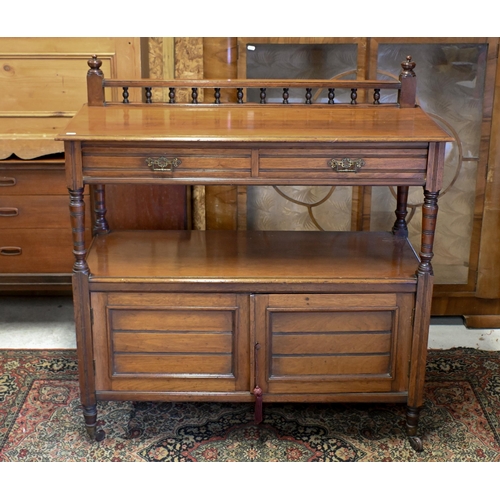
86,55,417,108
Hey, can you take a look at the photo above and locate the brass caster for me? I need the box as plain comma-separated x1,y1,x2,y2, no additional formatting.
408,436,423,452
95,428,106,442
86,425,106,442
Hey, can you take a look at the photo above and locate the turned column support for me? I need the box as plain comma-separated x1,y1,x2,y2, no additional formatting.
69,188,89,274
418,189,439,275
93,184,110,235
392,186,409,237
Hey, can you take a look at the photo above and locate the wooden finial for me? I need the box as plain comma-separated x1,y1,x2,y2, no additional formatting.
398,56,417,108
400,55,416,78
87,55,103,76
87,55,105,106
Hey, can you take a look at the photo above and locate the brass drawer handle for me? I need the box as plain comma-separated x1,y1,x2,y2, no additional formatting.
0,207,19,217
0,177,17,187
329,158,365,173
1,246,22,256
146,157,182,172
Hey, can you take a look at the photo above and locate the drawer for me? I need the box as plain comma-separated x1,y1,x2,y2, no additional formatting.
0,195,89,229
82,145,252,180
258,148,428,184
0,228,90,273
0,169,67,195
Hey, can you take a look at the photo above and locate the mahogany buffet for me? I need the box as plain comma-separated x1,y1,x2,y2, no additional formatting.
58,55,452,452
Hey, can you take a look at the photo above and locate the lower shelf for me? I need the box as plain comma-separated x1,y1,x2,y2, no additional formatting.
86,229,420,287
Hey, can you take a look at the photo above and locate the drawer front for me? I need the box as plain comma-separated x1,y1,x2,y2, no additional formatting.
0,228,90,273
258,148,428,184
0,195,85,229
82,145,252,180
0,169,67,195
91,292,250,394
255,293,414,395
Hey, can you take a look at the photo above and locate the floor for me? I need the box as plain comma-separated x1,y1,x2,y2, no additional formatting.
1,295,500,350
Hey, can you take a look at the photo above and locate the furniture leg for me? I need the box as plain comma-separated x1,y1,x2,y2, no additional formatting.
406,189,440,451
69,188,104,441
83,404,106,442
406,406,423,452
73,272,105,442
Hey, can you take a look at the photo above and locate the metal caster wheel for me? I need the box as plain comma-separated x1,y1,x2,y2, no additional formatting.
86,425,106,442
408,436,423,452
95,428,106,442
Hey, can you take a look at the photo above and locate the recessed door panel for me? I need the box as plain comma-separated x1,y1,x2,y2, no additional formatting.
254,293,414,395
91,292,250,394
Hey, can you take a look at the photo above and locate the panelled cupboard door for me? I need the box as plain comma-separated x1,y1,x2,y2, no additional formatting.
91,292,250,395
254,294,414,395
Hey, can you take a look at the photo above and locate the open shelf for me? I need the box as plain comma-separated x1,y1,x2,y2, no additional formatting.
86,230,419,286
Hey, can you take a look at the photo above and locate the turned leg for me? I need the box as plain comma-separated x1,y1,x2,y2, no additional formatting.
69,188,105,442
406,189,440,452
83,405,106,442
406,272,433,453
406,406,423,452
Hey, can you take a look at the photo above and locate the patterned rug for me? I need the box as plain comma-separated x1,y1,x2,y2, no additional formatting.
0,348,499,462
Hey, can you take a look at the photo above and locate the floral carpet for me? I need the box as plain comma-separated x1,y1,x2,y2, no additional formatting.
0,348,499,462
